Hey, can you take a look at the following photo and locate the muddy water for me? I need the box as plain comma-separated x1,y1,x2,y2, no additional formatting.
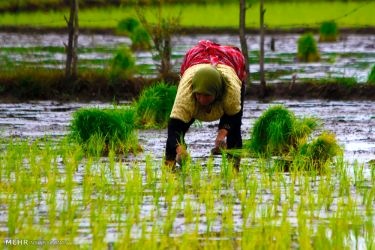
0,99,373,164
1,32,374,82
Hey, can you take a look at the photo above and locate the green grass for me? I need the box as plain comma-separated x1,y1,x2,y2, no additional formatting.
0,2,374,29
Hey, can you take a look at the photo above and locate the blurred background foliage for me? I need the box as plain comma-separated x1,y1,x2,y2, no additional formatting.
0,0,371,12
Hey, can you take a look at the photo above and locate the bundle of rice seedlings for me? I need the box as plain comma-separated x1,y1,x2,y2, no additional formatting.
135,82,177,129
247,105,318,157
319,21,339,42
297,33,320,62
69,106,139,156
248,105,294,156
293,132,342,171
116,17,151,50
110,46,137,82
243,105,341,172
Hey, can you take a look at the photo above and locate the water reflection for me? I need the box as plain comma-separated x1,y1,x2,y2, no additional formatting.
1,32,374,83
0,100,373,163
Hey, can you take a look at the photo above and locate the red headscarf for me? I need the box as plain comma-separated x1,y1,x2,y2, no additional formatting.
180,40,247,82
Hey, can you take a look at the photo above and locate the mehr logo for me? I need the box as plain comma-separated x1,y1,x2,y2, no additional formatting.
4,239,29,245
4,239,71,246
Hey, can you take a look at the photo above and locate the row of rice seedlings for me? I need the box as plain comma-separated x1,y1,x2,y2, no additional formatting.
1,136,374,249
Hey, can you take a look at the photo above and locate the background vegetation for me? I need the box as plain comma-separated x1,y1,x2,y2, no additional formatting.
0,2,374,30
0,0,374,101
0,0,372,13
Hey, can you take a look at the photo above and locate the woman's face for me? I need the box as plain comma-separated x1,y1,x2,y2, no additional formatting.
195,93,215,106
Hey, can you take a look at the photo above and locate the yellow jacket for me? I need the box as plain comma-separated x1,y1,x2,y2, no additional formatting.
170,63,242,122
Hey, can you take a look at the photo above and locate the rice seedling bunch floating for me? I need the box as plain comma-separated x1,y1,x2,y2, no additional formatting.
135,82,177,129
69,106,139,156
319,21,339,42
297,33,320,62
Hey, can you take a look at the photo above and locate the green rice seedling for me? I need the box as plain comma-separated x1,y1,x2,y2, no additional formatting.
295,132,342,172
297,33,320,62
319,21,339,42
183,196,194,225
338,164,351,197
190,162,202,192
364,186,375,216
135,82,177,129
365,216,374,248
317,174,335,211
368,64,375,84
352,161,365,186
297,202,313,249
222,194,235,236
69,106,139,156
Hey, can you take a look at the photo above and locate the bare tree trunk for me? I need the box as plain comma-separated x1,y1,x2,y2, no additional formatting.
72,0,79,78
65,0,79,79
161,35,172,78
239,0,250,84
259,0,266,98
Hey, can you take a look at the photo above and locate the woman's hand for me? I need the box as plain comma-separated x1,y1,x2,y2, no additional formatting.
211,129,228,155
176,144,188,166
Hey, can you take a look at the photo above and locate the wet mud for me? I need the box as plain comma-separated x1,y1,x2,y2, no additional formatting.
0,99,373,164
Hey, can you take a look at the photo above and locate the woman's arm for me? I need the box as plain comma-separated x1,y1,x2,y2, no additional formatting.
165,118,194,161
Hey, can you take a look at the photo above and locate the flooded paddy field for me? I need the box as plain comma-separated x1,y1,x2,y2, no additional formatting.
0,30,375,248
1,32,374,83
0,99,373,163
0,99,374,248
